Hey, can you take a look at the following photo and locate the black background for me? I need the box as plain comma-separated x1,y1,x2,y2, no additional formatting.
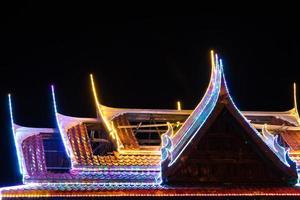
0,4,299,186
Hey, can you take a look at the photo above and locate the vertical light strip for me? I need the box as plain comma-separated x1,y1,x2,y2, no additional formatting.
293,83,298,114
294,83,297,111
210,50,215,69
177,101,181,111
90,74,101,109
293,83,300,126
51,85,70,157
8,94,23,175
215,53,219,69
168,51,221,166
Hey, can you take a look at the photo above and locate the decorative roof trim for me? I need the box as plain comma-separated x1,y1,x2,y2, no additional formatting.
166,50,222,166
8,93,55,178
160,51,297,180
90,74,123,150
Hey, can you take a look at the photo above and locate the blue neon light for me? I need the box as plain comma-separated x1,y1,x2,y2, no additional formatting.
8,94,23,175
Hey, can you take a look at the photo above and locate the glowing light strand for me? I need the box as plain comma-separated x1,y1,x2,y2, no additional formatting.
51,85,71,158
170,50,217,147
90,74,122,150
2,182,300,198
293,83,300,126
168,52,222,166
177,101,181,111
8,94,23,175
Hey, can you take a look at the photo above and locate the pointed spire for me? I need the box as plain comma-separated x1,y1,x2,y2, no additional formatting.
162,51,298,184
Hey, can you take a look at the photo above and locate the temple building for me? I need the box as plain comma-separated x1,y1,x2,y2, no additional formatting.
2,51,300,199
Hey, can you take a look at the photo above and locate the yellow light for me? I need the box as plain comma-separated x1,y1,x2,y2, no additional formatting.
293,82,300,126
90,74,122,149
90,74,100,107
177,101,181,111
210,50,215,69
294,82,298,112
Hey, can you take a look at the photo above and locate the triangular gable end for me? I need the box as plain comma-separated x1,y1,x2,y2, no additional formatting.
161,53,298,186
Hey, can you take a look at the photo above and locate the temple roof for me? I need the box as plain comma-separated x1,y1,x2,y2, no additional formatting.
160,51,297,184
3,51,300,198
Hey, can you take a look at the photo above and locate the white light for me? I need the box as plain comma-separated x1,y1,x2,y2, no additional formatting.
51,85,71,158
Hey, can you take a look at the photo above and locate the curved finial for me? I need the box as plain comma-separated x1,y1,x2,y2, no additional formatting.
90,74,101,109
167,50,222,166
51,85,71,157
273,135,289,167
51,85,58,114
294,83,298,111
8,93,23,175
261,124,277,152
89,74,122,150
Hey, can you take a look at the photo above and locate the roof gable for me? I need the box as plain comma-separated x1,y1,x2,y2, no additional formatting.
161,51,298,185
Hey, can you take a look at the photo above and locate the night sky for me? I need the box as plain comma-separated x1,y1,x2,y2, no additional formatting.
0,5,299,186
